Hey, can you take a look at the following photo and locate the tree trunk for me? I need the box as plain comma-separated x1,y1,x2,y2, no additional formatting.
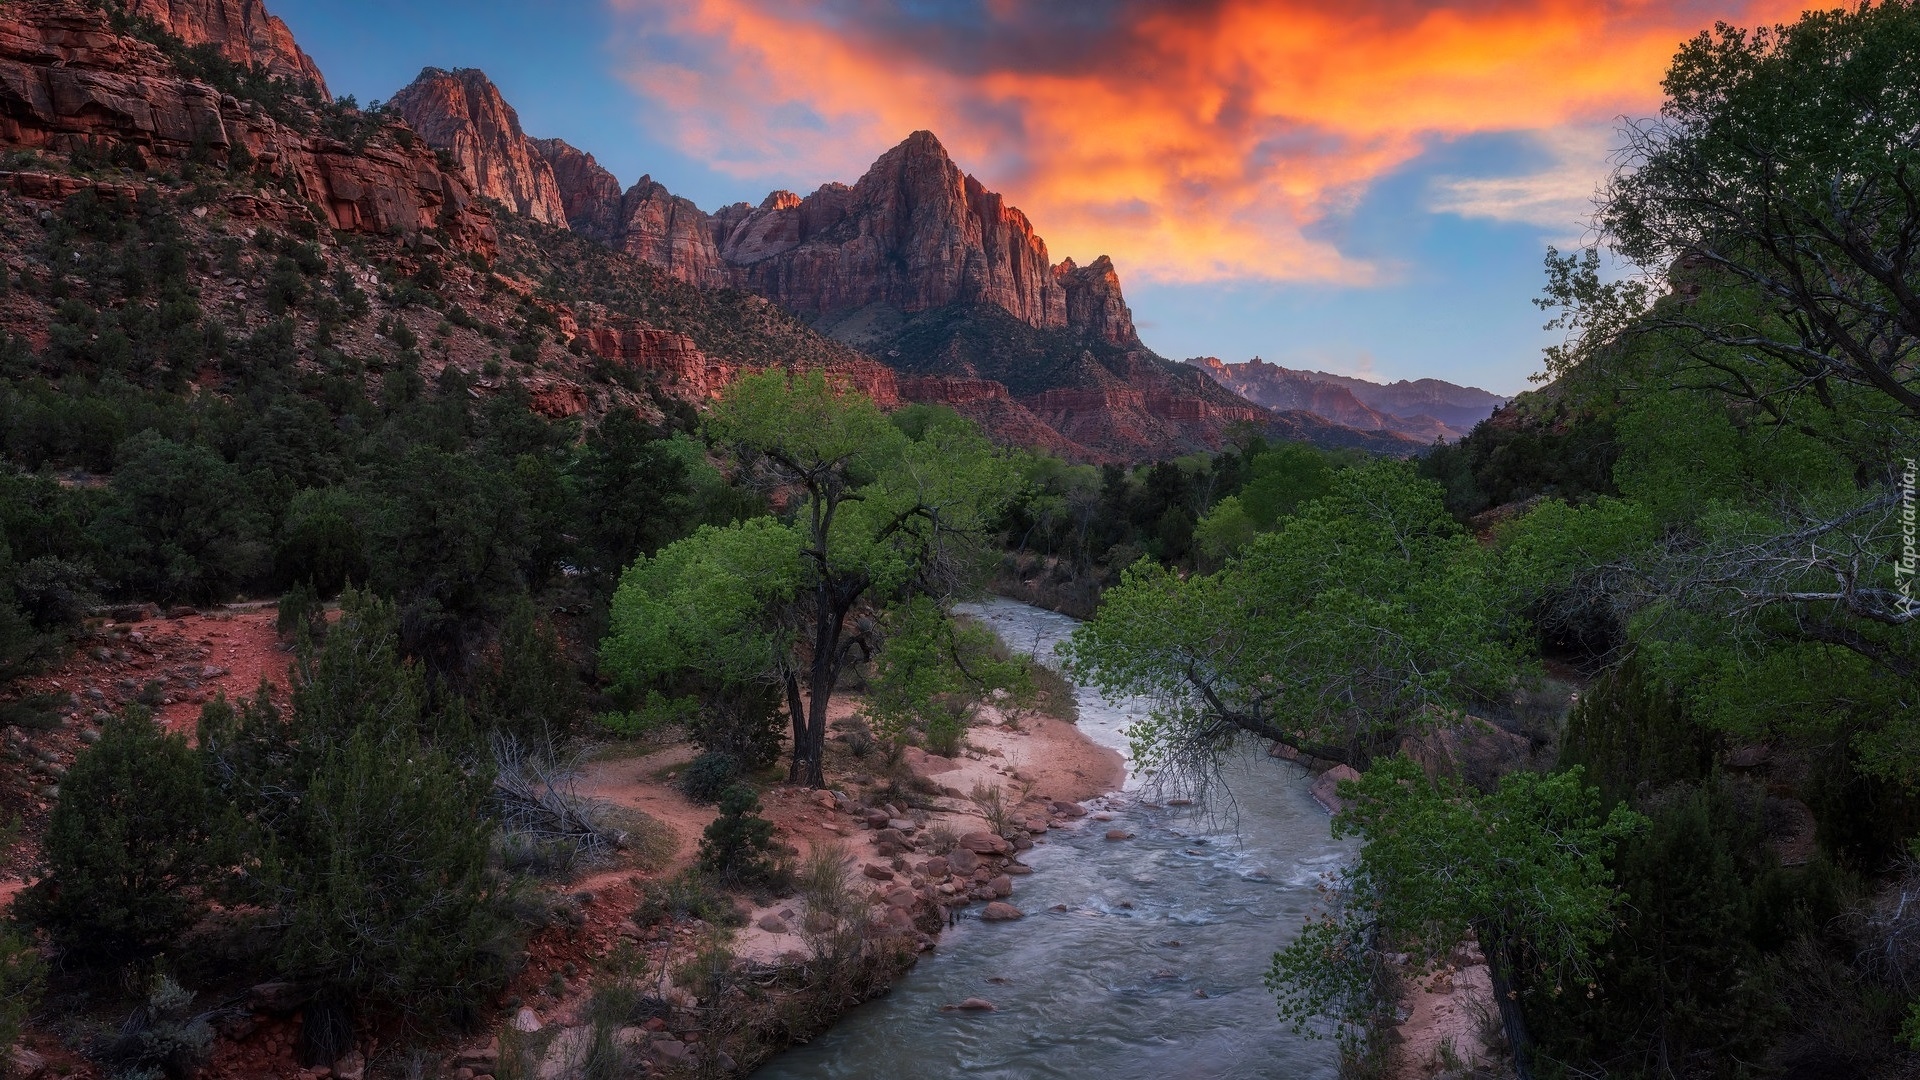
791,582,849,788
783,671,808,786
1483,936,1536,1080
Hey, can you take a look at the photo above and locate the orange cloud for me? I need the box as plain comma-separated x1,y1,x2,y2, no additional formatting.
607,0,1809,284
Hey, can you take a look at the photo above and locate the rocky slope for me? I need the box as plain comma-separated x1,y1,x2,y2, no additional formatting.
0,0,495,254
390,67,566,225
1191,357,1505,442
129,0,328,98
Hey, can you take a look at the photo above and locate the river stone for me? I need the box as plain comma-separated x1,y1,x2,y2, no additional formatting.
886,886,916,908
947,848,980,874
981,902,1024,921
1105,829,1133,841
1005,862,1033,875
942,997,997,1011
920,856,950,878
988,874,1013,898
1311,764,1364,815
958,830,1010,855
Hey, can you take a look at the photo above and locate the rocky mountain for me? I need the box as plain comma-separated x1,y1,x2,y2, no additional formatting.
128,0,328,98
390,67,566,226
386,68,1418,459
0,0,493,253
1191,357,1506,442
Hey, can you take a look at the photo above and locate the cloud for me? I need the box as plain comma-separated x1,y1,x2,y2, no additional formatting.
1427,124,1617,242
606,0,1809,285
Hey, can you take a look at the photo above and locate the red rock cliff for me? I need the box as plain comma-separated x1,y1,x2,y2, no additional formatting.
129,0,328,99
391,67,565,226
0,0,494,255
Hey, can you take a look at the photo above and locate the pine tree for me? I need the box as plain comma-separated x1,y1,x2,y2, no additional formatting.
20,708,218,959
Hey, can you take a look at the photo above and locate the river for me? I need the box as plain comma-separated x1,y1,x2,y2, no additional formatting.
754,597,1349,1079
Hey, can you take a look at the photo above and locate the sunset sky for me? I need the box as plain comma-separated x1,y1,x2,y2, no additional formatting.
273,0,1811,394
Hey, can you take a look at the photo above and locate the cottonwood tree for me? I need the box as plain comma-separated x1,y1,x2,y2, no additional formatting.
603,373,1017,787
1268,759,1642,1080
1542,1,1920,443
1063,461,1530,779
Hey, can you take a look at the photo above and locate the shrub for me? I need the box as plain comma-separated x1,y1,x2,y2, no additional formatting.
276,580,324,642
92,974,214,1080
679,751,740,804
697,784,777,882
0,920,44,1057
631,870,740,929
20,708,220,960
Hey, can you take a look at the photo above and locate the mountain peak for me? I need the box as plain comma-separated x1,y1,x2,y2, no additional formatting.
392,67,567,226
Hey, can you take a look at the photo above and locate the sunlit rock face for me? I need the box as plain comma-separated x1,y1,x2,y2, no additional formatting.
391,67,567,226
129,0,329,98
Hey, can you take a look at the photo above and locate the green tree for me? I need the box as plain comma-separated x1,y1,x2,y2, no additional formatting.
1269,758,1642,1078
609,372,1017,786
1543,0,1920,443
19,708,220,960
1064,461,1530,774
0,919,43,1059
94,431,267,604
198,590,500,1042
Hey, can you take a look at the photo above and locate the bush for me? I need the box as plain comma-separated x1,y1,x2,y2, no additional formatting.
679,751,740,804
20,708,220,960
631,870,741,929
0,920,44,1057
92,975,214,1080
697,784,777,882
276,580,324,642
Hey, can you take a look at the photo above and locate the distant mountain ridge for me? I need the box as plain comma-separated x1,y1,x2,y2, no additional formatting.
388,68,1431,459
1190,357,1506,442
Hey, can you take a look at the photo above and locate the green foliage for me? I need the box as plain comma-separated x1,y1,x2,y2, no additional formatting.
474,598,583,753
93,974,215,1080
95,431,267,605
0,920,44,1057
1527,782,1785,1077
1065,461,1532,773
199,590,501,1024
679,751,741,805
863,598,1030,753
697,784,778,883
20,708,220,960
276,580,324,642
1269,758,1642,1060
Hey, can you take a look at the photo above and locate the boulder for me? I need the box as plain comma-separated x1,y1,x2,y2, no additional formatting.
757,913,789,933
940,997,997,1011
1104,829,1133,841
1309,765,1363,815
980,902,1024,921
947,848,980,874
861,863,894,881
988,874,1013,898
511,1006,542,1033
958,830,1011,855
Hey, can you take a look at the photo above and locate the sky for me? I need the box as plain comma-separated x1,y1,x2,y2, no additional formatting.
271,0,1812,396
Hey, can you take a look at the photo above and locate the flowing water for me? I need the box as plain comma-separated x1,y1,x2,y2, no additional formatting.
755,597,1350,1079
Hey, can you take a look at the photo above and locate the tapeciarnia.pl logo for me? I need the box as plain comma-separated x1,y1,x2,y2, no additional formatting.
1900,457,1916,604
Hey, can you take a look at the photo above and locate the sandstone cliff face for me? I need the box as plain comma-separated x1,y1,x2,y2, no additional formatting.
0,0,495,255
129,0,328,98
613,176,729,287
531,137,623,244
391,68,565,225
531,126,1141,348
